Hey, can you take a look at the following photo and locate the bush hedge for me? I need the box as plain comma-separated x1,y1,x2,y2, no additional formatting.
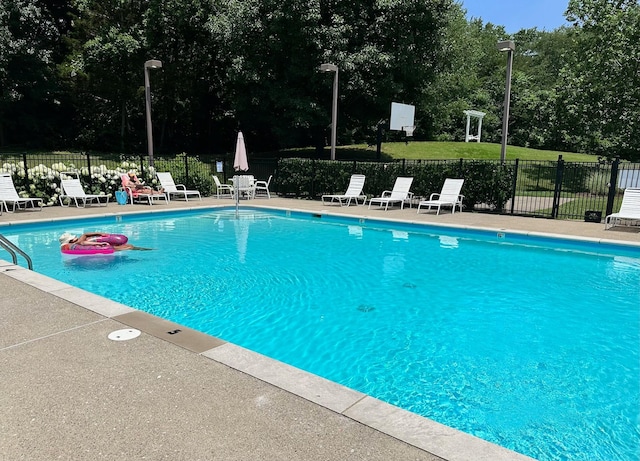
274,158,515,211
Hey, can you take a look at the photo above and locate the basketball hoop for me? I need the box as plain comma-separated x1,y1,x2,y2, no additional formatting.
403,126,415,137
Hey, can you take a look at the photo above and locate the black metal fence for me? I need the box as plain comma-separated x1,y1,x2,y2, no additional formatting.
502,156,640,221
1,151,638,222
0,151,278,198
273,155,640,222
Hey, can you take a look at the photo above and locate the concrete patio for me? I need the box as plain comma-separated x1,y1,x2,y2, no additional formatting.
1,197,638,461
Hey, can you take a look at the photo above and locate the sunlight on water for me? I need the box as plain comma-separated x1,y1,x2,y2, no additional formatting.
4,208,640,461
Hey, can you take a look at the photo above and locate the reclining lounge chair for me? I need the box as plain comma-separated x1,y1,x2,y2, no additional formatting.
417,179,465,215
59,172,109,208
0,173,43,212
368,177,414,211
322,174,366,206
157,172,201,202
604,188,640,229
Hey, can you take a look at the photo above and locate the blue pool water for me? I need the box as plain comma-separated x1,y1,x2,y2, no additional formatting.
3,208,639,461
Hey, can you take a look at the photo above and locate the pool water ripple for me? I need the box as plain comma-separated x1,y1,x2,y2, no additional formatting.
5,209,639,461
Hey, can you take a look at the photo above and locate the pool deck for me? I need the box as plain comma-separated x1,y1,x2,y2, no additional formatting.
2,197,638,461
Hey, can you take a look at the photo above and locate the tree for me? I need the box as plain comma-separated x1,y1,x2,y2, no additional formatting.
209,0,325,152
143,0,232,153
508,28,574,150
421,12,508,143
0,0,64,147
559,0,640,160
63,0,148,151
323,0,453,145
212,0,454,152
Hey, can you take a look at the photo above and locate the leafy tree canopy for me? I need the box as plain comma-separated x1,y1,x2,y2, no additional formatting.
0,0,638,160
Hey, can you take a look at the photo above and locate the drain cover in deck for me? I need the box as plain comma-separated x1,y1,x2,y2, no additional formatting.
108,328,141,341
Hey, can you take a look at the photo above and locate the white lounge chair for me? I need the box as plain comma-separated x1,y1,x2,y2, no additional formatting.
368,177,414,210
604,188,640,229
59,172,109,208
322,174,366,206
417,179,465,215
213,175,234,198
157,172,201,202
0,173,43,212
120,174,168,205
254,175,272,199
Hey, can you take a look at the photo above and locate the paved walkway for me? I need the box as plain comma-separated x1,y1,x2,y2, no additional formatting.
1,198,638,461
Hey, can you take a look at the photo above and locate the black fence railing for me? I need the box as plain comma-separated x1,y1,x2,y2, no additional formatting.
0,151,278,198
273,156,640,222
505,156,640,220
1,151,638,222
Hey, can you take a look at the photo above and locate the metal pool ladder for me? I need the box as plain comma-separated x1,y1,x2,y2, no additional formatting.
0,233,33,270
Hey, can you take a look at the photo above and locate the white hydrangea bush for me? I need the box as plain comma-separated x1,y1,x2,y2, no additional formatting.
0,160,136,206
2,156,210,206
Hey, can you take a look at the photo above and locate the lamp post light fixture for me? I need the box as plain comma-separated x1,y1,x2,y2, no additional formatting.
319,63,338,160
144,59,162,168
497,40,515,164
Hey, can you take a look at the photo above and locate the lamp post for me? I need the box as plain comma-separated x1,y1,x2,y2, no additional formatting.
497,40,515,164
144,59,162,168
319,63,338,160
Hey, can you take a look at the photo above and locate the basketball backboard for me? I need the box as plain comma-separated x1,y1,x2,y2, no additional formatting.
390,102,415,131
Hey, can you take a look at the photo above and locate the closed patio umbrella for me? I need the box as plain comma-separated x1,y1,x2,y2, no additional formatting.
233,131,249,218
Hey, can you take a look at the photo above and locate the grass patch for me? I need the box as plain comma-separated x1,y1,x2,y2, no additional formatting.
294,141,597,162
4,142,598,163
345,142,595,162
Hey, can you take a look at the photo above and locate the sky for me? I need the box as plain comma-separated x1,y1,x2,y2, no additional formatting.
459,0,570,34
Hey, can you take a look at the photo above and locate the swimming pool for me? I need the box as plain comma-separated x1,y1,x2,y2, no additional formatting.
3,207,639,461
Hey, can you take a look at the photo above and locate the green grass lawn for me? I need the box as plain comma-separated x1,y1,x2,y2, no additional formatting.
334,141,597,162
4,142,597,163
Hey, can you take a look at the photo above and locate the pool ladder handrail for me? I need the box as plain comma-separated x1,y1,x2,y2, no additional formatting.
0,233,33,270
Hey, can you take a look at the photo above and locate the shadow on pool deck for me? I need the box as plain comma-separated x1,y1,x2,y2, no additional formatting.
1,197,638,461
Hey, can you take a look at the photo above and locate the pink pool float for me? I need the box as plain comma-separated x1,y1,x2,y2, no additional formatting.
59,233,129,255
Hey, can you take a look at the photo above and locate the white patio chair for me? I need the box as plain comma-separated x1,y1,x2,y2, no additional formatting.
0,173,43,212
254,175,272,199
417,179,465,215
59,172,109,208
213,175,234,198
233,175,255,200
368,177,414,211
604,188,640,229
322,174,366,206
156,172,201,202
120,174,168,205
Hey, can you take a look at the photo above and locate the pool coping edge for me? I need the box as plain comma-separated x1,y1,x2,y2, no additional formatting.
1,259,536,461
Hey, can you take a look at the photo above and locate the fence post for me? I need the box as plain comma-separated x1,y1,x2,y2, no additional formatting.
402,158,406,175
184,154,189,184
310,159,316,199
510,159,519,215
22,153,28,188
551,155,564,219
86,153,92,186
605,156,620,217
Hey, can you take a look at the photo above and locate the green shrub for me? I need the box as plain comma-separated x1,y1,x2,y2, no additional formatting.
585,168,611,196
274,158,514,211
153,153,215,195
0,155,217,206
